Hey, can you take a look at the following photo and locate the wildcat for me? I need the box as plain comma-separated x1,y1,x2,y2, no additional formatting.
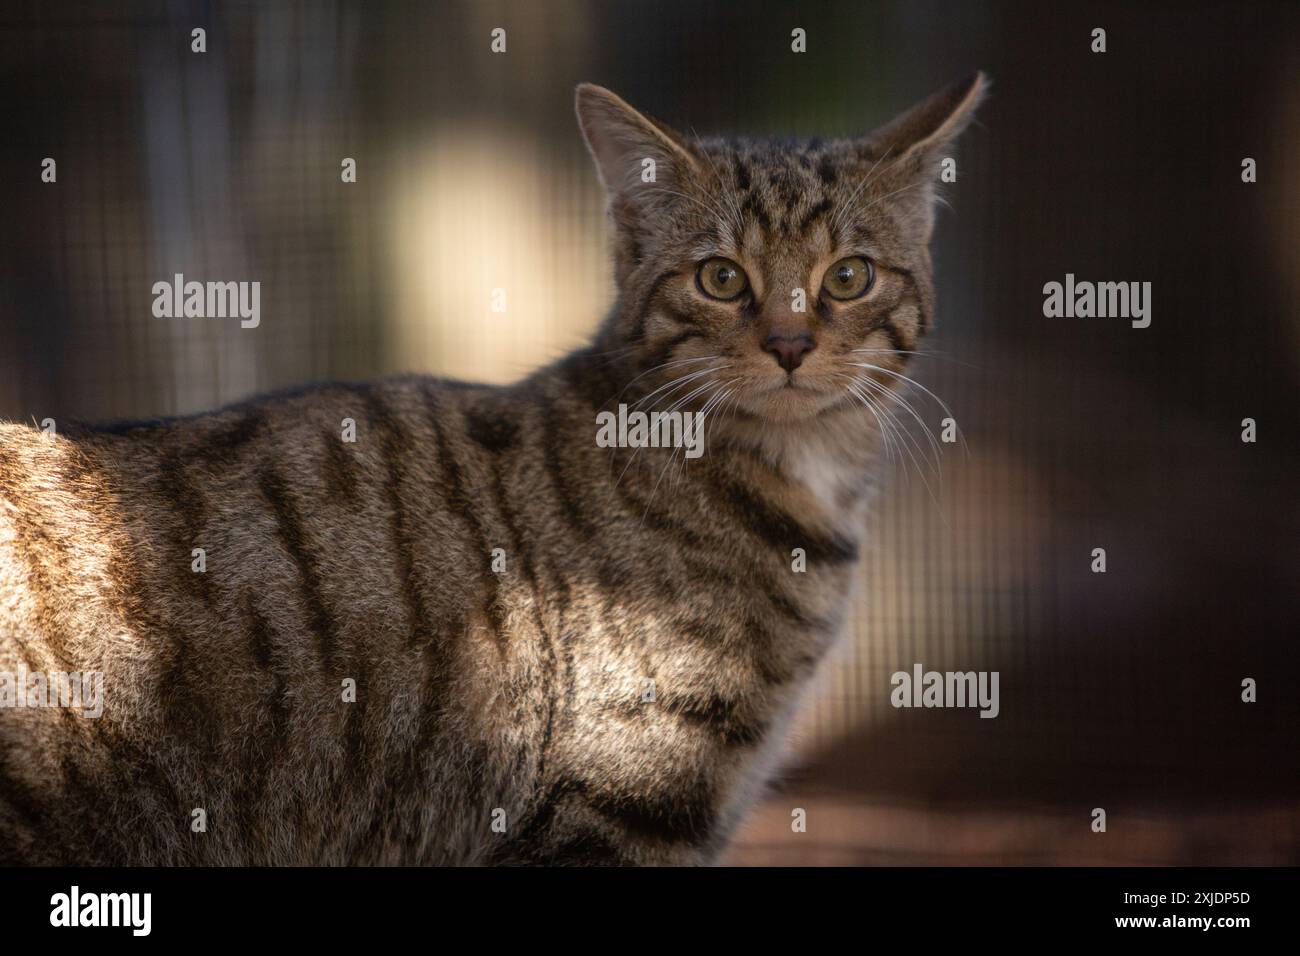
0,74,985,865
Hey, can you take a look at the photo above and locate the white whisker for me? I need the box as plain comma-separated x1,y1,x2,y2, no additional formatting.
631,364,730,411
853,372,943,473
847,361,968,455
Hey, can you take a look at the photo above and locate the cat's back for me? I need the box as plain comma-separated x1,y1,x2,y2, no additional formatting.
0,375,528,864
0,417,134,657
0,375,478,644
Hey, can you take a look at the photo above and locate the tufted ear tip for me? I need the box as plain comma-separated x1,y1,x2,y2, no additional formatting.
957,70,990,104
573,83,619,118
574,85,699,200
870,70,989,158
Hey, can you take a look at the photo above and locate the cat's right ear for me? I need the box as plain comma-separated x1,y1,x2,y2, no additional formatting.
575,84,700,210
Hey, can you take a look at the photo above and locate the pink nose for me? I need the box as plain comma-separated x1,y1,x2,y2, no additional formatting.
763,334,815,372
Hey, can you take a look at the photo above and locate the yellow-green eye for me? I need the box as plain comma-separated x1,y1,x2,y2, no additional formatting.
822,256,875,300
696,257,749,301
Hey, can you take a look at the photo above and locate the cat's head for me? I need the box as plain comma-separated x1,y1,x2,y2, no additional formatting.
577,74,985,427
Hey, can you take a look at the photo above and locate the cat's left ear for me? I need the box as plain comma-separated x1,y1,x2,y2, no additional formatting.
864,71,988,241
575,84,701,215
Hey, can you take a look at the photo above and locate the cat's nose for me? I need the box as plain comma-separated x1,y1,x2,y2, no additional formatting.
763,334,815,373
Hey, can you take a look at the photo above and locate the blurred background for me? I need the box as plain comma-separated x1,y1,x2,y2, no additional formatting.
1,0,1296,864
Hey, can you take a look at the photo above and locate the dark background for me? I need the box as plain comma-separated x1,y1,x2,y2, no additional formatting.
1,0,1296,863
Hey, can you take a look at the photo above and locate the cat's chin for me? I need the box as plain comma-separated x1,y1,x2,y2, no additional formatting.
739,381,847,425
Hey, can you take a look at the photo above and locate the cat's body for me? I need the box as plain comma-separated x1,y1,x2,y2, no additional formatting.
0,75,984,865
0,368,866,865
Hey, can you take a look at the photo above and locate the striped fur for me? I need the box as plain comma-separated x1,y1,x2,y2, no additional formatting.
0,75,984,865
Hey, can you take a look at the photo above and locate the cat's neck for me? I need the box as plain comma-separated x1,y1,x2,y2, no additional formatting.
718,408,884,519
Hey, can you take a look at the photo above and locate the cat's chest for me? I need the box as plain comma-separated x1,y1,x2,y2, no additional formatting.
783,445,875,524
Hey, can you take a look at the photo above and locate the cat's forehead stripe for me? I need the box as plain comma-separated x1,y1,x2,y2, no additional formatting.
710,140,844,239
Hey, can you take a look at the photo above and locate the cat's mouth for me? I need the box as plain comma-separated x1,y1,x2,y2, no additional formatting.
765,368,812,391
775,370,827,394
744,374,845,422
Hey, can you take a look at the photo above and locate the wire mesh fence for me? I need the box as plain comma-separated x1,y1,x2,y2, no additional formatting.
1,0,1296,863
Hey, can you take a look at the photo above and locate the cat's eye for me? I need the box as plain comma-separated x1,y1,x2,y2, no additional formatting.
696,257,749,301
821,256,875,300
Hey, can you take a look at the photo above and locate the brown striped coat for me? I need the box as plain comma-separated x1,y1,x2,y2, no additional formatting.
0,74,984,864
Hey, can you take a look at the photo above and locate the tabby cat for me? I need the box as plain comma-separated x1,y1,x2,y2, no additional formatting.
0,74,985,865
